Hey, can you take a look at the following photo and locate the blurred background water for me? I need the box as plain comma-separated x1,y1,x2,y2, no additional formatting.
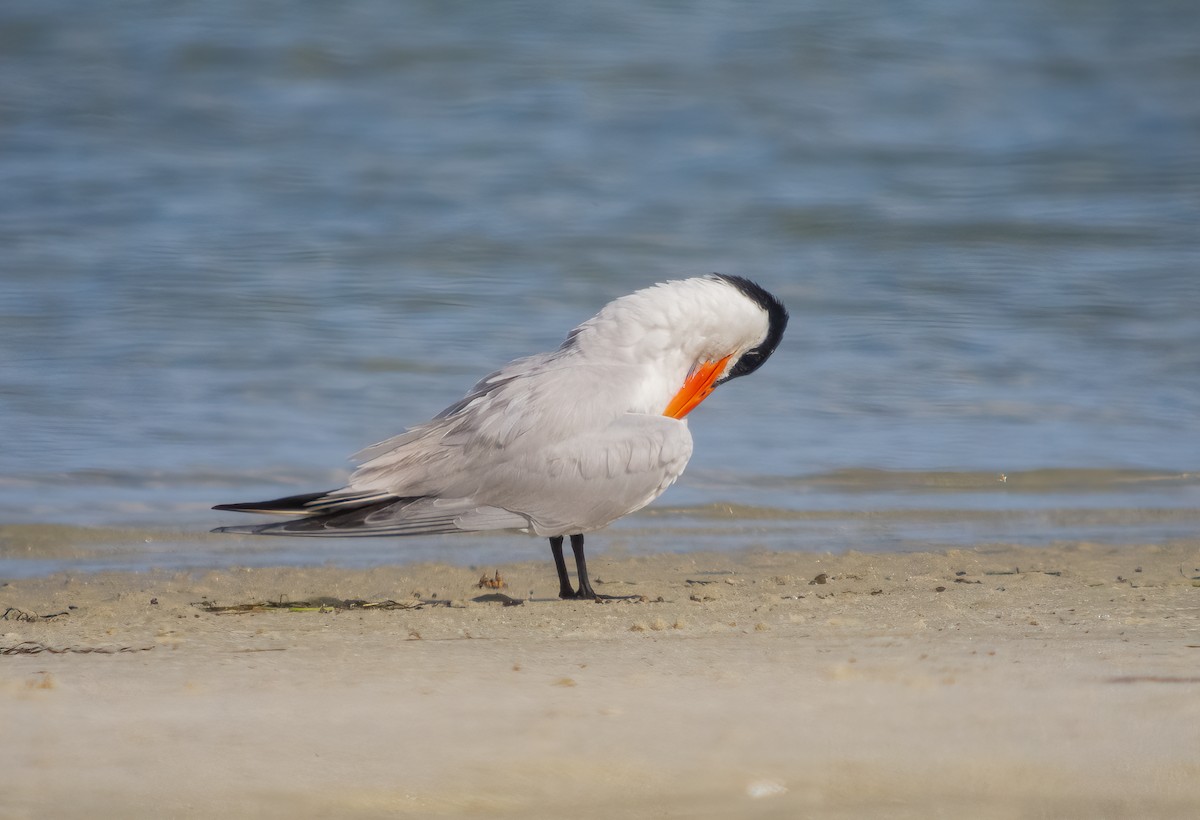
1,0,1198,577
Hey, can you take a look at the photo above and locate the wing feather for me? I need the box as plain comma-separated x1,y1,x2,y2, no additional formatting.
215,348,693,538
215,497,530,537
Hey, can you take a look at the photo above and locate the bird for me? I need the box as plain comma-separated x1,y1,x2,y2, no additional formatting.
213,274,787,600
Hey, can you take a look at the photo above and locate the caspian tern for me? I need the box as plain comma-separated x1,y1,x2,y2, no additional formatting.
214,274,787,599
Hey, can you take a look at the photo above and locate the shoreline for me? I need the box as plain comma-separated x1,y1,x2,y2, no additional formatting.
4,541,1199,818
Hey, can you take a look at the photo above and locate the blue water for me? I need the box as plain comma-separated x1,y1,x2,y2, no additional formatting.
2,0,1198,577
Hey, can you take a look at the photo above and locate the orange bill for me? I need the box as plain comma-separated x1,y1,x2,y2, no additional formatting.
664,355,732,419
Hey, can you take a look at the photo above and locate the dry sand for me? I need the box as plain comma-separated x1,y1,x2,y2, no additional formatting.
2,541,1199,819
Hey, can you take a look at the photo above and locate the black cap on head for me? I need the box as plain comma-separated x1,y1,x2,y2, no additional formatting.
710,274,789,384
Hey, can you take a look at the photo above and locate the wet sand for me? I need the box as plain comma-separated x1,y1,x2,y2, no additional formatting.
3,541,1199,818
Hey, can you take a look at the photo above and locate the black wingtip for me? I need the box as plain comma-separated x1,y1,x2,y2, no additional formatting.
211,491,334,515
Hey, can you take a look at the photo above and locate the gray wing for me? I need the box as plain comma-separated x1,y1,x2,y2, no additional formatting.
215,353,693,537
347,353,654,497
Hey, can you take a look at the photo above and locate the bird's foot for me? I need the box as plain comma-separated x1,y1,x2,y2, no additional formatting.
559,586,599,601
559,586,642,602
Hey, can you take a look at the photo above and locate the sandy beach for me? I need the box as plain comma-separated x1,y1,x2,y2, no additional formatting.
3,541,1198,818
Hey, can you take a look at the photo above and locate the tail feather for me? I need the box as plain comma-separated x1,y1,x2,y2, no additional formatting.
213,496,444,537
213,490,530,538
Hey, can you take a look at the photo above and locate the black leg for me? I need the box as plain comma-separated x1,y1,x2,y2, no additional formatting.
549,536,575,599
570,533,598,600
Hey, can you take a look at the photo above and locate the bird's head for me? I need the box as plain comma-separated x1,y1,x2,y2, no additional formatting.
660,274,788,418
571,274,788,418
